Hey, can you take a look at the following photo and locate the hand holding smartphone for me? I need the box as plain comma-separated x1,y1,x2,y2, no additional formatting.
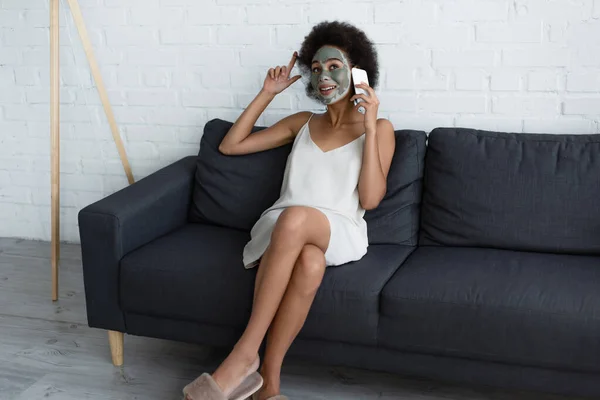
351,67,369,113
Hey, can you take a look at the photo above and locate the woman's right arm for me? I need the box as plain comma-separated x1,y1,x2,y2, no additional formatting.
219,52,309,156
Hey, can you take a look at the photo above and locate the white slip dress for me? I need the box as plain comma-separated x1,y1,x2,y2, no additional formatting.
242,113,369,268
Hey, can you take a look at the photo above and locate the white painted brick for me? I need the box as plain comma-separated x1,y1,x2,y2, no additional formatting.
1,0,45,9
142,69,170,87
127,49,179,66
0,156,32,171
61,68,93,87
0,186,31,204
4,104,48,121
79,8,127,26
182,91,234,107
146,108,206,126
156,144,197,163
24,88,77,104
106,28,158,46
386,68,417,90
93,48,124,65
183,48,236,66
375,1,436,24
32,157,79,174
206,108,258,123
364,24,403,44
513,0,594,22
105,0,158,6
60,174,104,192
389,114,455,132
419,95,486,114
230,70,263,90
200,69,231,89
0,87,25,103
306,4,371,24
62,140,104,159
130,7,184,26
454,70,488,91
275,25,311,47
455,116,523,132
237,93,292,109
523,118,592,134
240,49,296,68
125,126,176,142
418,69,451,91
0,11,22,27
492,95,559,115
126,90,178,106
31,188,78,208
567,70,600,92
502,49,569,67
378,46,429,67
160,27,212,45
218,26,271,45
177,128,202,144
528,70,560,92
14,67,39,86
0,171,10,186
2,122,27,138
563,98,600,115
377,93,417,112
9,171,50,188
567,22,600,46
215,0,270,4
21,48,75,66
0,67,15,86
247,6,303,24
573,46,600,66
120,142,160,161
404,24,473,47
490,70,522,91
81,159,127,175
440,0,509,22
2,28,48,46
432,50,495,67
188,6,245,25
476,23,542,43
0,47,19,65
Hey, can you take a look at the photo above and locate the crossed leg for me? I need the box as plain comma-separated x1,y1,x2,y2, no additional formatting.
206,206,330,398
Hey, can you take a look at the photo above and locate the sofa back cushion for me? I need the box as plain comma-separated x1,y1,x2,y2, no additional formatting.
190,118,426,245
420,128,600,254
364,129,426,245
189,119,292,231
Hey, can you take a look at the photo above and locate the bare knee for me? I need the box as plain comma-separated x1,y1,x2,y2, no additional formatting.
272,207,309,241
292,245,326,296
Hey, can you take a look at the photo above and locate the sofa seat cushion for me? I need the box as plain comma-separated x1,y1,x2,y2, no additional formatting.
120,223,415,345
379,246,600,372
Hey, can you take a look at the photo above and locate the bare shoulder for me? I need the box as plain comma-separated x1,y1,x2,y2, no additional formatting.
285,111,314,136
376,118,395,133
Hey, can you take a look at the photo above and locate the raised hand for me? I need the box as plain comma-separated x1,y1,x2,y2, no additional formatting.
262,51,302,95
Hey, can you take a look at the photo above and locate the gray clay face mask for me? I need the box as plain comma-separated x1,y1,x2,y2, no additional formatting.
310,46,352,105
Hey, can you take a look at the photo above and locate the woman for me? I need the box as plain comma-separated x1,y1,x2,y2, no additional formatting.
183,21,395,400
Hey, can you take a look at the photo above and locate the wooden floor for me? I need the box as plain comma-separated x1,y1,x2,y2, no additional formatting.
0,237,586,400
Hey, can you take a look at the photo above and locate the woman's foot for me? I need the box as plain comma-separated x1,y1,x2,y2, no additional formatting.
211,346,260,397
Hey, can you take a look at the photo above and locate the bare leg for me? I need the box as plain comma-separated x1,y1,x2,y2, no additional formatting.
208,207,330,396
257,244,326,400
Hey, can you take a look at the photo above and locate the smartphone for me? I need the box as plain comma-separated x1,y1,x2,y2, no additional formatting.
351,67,369,108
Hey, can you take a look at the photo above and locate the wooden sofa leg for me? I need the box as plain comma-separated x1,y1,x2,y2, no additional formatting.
108,330,124,366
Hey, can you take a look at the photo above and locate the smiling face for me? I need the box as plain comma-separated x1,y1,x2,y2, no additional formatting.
310,46,352,105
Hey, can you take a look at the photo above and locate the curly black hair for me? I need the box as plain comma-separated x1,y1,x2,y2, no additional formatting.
297,21,379,102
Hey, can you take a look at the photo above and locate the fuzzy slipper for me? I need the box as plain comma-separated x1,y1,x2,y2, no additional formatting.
183,371,263,400
252,394,289,400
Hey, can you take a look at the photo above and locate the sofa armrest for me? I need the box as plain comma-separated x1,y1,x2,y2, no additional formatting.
78,155,197,331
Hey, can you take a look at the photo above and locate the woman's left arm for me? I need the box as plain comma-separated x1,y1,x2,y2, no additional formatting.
350,83,396,210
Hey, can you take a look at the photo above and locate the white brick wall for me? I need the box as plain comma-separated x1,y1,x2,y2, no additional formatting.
1,0,600,242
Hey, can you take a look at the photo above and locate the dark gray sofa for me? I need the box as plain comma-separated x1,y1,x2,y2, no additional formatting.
79,119,600,397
